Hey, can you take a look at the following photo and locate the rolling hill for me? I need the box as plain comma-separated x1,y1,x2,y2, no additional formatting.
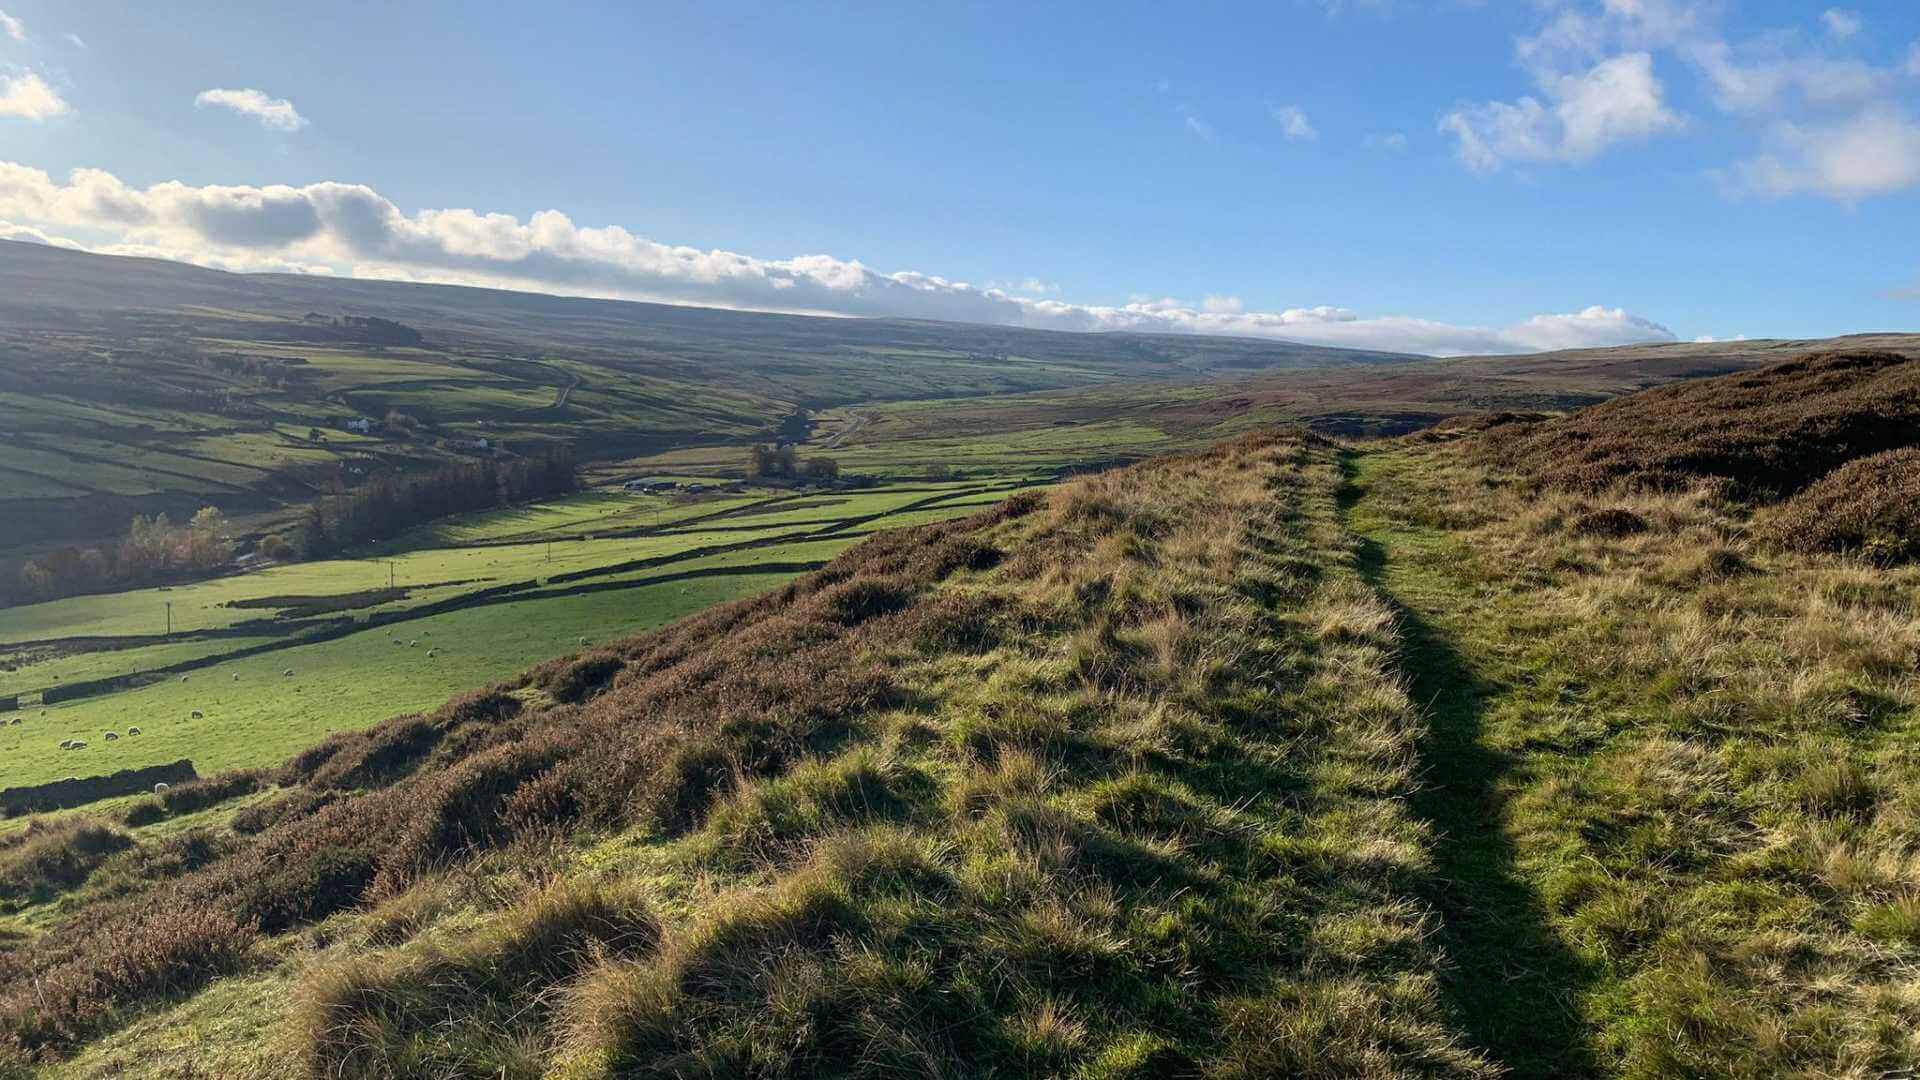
4,348,1919,1077
0,239,1417,557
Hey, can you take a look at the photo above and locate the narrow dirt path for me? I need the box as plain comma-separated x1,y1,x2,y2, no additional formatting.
1337,446,1602,1079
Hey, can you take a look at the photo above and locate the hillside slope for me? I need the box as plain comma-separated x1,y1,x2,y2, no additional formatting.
4,431,1499,1077
6,351,1920,1077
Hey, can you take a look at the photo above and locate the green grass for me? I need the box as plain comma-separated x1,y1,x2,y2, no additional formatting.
1338,442,1920,1077
0,569,800,792
0,478,1032,794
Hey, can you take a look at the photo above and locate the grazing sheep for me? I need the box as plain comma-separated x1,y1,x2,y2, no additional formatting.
409,640,418,647
233,673,241,681
70,740,86,749
128,726,142,735
283,669,295,677
578,636,590,646
426,649,437,658
180,675,189,683
7,717,18,726
59,739,74,749
153,782,170,793
190,710,204,719
103,731,119,741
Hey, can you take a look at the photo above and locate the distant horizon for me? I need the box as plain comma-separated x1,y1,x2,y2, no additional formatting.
3,2,1918,354
1,234,1744,359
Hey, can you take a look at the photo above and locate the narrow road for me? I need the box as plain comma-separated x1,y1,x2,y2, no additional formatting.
1338,446,1601,1080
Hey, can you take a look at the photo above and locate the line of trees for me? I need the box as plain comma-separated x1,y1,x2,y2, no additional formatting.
17,508,234,603
748,444,840,480
299,447,577,558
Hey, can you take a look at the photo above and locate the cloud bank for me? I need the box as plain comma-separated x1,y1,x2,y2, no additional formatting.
194,88,307,131
0,161,1675,357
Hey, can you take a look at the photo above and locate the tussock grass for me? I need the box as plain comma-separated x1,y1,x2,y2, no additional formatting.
0,432,1505,1076
1347,435,1920,1077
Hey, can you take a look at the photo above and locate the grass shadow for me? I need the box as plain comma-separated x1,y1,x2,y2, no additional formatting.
1340,454,1603,1079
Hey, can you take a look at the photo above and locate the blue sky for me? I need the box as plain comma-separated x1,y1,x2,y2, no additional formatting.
1,0,1916,354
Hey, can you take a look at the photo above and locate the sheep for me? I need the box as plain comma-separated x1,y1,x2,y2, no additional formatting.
6,717,18,726
409,640,418,647
283,669,295,677
70,740,87,749
233,673,241,681
578,636,591,646
180,675,190,683
59,739,74,749
104,731,119,741
128,726,142,735
153,782,170,794
190,710,204,719
426,649,437,658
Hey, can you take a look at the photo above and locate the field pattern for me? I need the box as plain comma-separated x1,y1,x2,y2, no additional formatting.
1,479,1039,793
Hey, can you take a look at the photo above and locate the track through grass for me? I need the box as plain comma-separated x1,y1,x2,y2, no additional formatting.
1339,447,1602,1078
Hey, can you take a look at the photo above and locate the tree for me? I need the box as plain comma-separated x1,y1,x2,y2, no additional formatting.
186,507,234,569
258,534,294,561
801,456,841,480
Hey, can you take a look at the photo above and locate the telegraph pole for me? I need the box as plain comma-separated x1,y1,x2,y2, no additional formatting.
389,561,395,590
164,600,172,637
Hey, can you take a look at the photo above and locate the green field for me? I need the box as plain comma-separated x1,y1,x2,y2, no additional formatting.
0,478,1038,794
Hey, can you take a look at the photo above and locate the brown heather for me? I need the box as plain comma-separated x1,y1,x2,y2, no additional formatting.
1477,350,1920,498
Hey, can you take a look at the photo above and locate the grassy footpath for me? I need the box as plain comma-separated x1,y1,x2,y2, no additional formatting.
1341,442,1920,1078
1340,448,1601,1077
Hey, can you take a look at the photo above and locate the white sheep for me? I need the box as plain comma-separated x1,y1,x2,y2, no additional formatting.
153,782,170,793
409,640,418,647
59,739,74,749
283,669,295,677
233,673,241,681
426,649,437,658
190,710,204,719
70,740,87,749
578,636,591,646
128,726,142,735
104,731,119,741
180,675,190,683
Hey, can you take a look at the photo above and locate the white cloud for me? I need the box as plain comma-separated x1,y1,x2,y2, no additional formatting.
1365,132,1409,152
0,73,68,121
0,161,1677,357
1727,108,1920,202
194,88,307,132
0,9,22,41
1690,39,1890,113
1821,9,1862,40
64,32,85,49
1181,109,1215,142
1447,1,1920,202
1443,53,1680,172
1269,104,1319,141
